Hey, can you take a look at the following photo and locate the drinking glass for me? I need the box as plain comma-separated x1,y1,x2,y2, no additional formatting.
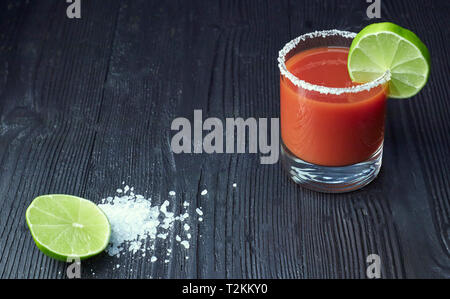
278,30,390,193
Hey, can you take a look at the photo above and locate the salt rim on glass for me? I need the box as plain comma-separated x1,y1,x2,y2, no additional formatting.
277,29,391,96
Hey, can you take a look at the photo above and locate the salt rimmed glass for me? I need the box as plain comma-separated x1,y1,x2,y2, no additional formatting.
278,30,390,193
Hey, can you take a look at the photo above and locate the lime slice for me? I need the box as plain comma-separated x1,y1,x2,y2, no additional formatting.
348,22,430,99
26,194,110,262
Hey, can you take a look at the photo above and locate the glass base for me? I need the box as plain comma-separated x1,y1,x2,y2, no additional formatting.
281,142,383,193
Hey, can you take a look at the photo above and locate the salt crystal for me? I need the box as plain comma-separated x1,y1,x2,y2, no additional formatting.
169,191,176,196
129,240,142,254
180,241,190,249
198,217,203,222
176,235,181,242
233,183,237,188
195,208,203,216
150,256,157,263
157,233,168,239
184,223,190,231
116,189,123,193
201,189,208,196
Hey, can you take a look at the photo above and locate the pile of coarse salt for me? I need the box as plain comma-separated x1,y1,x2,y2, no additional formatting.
98,184,194,261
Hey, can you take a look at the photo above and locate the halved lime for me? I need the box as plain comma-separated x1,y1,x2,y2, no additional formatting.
26,194,110,262
348,22,430,99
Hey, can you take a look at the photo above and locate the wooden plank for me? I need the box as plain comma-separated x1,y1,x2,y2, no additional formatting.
0,0,123,278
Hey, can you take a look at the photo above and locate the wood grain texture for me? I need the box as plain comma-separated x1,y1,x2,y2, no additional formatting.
0,0,448,278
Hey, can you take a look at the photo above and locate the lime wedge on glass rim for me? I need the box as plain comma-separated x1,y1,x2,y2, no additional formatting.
26,194,110,262
348,22,430,98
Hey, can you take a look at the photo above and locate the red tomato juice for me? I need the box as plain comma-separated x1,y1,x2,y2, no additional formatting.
280,47,387,166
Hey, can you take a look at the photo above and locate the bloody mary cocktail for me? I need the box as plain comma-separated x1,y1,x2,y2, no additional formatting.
281,47,387,166
278,30,390,193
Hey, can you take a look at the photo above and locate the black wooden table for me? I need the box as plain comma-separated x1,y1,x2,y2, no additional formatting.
0,0,448,279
